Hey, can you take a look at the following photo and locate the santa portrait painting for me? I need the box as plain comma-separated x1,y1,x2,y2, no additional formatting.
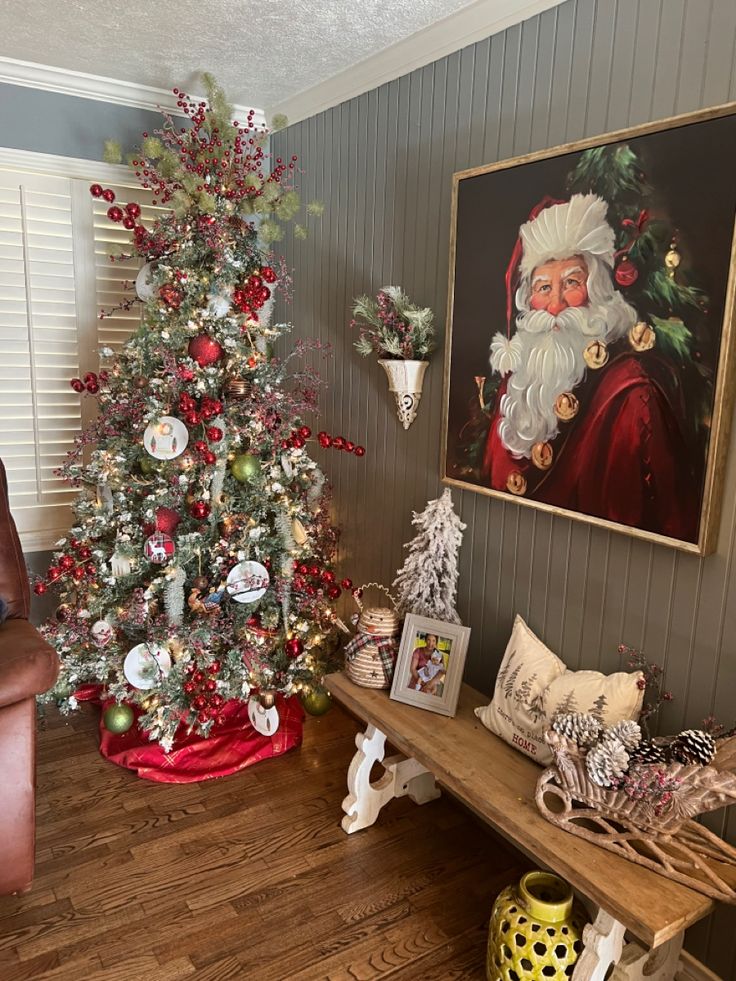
443,109,736,551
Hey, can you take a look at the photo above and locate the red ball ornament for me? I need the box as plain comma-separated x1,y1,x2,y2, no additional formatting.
354,446,366,457
102,188,116,203
125,202,141,219
340,578,353,590
155,507,181,535
107,206,124,223
298,426,311,439
89,183,104,198
318,432,331,448
184,410,201,427
193,671,205,684
34,582,47,595
327,585,342,600
205,679,217,692
202,450,217,465
59,555,75,571
70,377,85,393
614,255,638,287
206,426,223,442
291,436,305,449
78,546,92,559
284,636,304,658
308,564,319,578
188,335,224,367
86,380,99,394
261,266,277,283
190,500,211,520
193,695,207,710
47,566,61,581
321,570,336,584
122,216,136,230
184,681,196,694
85,562,97,576
297,563,309,575
72,566,86,582
209,660,221,673
331,436,345,450
194,439,207,454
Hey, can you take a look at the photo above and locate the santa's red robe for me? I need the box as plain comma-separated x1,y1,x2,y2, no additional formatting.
483,344,700,542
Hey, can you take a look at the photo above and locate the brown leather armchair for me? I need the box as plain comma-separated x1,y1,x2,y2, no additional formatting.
0,459,59,894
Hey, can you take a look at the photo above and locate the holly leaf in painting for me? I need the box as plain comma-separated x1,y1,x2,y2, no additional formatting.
650,315,692,361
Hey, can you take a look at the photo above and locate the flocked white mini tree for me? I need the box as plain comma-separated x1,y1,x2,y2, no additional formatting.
392,488,466,624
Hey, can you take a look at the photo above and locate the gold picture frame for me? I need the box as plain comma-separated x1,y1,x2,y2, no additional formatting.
441,102,736,555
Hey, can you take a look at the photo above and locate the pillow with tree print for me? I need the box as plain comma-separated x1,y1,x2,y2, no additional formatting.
475,614,644,765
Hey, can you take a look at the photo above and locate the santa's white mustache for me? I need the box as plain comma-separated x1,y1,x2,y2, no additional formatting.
516,305,606,336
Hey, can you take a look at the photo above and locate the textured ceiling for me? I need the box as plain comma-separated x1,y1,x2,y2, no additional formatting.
1,0,480,111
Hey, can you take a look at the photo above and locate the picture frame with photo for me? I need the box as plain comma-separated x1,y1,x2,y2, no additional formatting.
389,614,470,717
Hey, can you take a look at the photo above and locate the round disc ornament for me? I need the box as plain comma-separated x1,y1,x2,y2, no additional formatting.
143,416,188,460
135,261,156,301
226,560,270,603
247,695,280,736
123,643,172,690
144,533,175,564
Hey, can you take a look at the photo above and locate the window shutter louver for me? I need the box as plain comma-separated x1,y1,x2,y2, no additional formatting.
0,158,157,550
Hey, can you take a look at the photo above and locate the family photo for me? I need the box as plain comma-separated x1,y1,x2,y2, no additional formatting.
407,631,452,697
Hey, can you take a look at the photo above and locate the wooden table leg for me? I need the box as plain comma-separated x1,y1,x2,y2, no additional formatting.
341,723,441,834
572,907,683,981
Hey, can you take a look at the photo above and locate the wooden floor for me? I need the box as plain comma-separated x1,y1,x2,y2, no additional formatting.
0,702,526,980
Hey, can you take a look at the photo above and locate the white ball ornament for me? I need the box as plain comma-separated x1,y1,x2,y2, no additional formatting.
135,261,157,301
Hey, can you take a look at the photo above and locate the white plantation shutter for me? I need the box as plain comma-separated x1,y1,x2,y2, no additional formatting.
0,151,157,550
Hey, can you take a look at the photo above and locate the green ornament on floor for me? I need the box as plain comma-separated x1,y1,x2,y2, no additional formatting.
300,688,332,716
103,703,135,734
230,452,260,483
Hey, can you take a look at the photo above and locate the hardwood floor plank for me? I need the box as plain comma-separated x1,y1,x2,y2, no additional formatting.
0,702,526,981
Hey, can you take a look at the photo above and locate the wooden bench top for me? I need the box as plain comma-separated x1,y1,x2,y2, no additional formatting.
325,672,714,949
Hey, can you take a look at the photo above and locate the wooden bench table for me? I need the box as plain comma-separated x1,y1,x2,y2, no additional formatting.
325,672,715,981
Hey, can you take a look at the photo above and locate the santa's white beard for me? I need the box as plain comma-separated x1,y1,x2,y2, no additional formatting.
489,295,635,459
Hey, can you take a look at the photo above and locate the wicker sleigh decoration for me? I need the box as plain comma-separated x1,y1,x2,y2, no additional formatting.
344,584,401,690
536,730,736,902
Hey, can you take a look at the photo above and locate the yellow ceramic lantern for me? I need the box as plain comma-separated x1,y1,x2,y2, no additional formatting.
486,871,587,981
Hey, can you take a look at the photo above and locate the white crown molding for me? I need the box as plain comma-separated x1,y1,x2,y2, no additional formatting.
0,146,134,183
266,0,565,125
0,57,267,128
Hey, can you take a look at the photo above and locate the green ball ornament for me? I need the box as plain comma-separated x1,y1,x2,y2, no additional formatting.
103,703,135,734
300,688,332,716
230,453,261,483
139,455,158,476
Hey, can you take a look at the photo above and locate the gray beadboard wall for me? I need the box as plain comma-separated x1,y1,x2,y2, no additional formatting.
273,0,736,972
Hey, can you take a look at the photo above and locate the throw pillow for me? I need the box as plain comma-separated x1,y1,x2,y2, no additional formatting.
475,615,644,764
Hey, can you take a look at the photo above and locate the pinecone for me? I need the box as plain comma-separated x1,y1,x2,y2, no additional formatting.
586,737,630,788
604,719,642,752
552,712,602,748
670,729,716,766
628,739,669,766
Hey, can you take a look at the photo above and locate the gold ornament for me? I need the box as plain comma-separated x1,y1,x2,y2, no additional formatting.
628,321,656,352
226,378,251,400
554,392,579,421
259,690,276,709
292,517,308,546
167,638,186,661
506,471,527,496
531,442,554,470
665,241,681,279
583,340,608,369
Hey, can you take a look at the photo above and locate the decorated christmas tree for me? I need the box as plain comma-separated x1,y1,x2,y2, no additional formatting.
392,488,466,624
35,77,363,761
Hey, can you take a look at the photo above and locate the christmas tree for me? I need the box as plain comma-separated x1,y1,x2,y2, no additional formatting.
392,489,466,624
35,77,363,754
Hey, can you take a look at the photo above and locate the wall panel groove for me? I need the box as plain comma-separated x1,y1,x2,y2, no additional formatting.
275,0,736,971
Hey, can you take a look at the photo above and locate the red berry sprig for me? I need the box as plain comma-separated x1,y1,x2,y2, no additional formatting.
69,371,104,395
317,431,365,456
183,660,225,725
